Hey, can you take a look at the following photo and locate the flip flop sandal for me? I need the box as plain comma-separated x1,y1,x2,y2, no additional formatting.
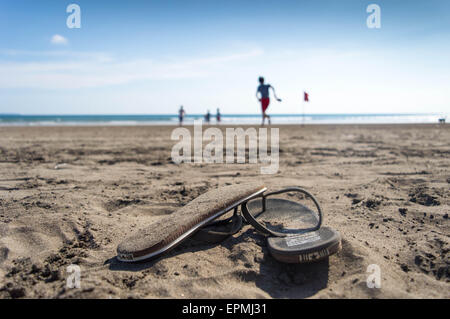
191,207,243,243
242,187,341,263
117,183,266,262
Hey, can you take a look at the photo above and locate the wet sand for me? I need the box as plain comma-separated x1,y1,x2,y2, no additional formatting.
0,124,448,298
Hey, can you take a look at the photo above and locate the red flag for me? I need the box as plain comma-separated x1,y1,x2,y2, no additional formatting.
304,92,309,102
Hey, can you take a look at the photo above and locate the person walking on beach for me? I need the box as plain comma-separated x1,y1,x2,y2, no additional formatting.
216,108,221,123
256,76,281,126
178,105,185,126
205,110,211,124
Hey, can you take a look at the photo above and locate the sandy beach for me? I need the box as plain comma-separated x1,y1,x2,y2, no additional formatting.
0,123,448,299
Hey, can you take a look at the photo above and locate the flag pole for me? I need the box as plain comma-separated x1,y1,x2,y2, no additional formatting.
302,91,306,126
302,97,305,126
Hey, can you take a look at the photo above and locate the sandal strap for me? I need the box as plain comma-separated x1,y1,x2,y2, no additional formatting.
242,187,323,237
193,207,243,243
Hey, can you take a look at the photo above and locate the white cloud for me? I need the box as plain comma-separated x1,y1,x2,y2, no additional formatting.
0,49,263,89
50,35,68,45
1,47,449,115
0,50,112,62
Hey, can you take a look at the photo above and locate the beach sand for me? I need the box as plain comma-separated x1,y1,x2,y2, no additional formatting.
0,124,448,299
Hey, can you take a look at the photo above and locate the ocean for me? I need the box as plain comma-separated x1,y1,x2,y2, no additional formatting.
0,113,445,126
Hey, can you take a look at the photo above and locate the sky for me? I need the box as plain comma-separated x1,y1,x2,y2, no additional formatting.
0,0,449,115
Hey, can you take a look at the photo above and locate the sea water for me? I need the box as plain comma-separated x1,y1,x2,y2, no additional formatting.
0,113,445,126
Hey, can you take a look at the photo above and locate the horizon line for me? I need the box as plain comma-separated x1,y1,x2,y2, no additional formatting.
0,112,442,117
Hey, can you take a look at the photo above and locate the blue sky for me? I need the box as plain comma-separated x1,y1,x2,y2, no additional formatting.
0,0,449,115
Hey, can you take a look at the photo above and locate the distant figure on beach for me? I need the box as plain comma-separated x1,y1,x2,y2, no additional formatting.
205,110,211,124
178,105,185,126
216,108,221,123
256,76,281,126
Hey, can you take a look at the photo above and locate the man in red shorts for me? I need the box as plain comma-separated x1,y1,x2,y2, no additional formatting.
256,76,281,126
